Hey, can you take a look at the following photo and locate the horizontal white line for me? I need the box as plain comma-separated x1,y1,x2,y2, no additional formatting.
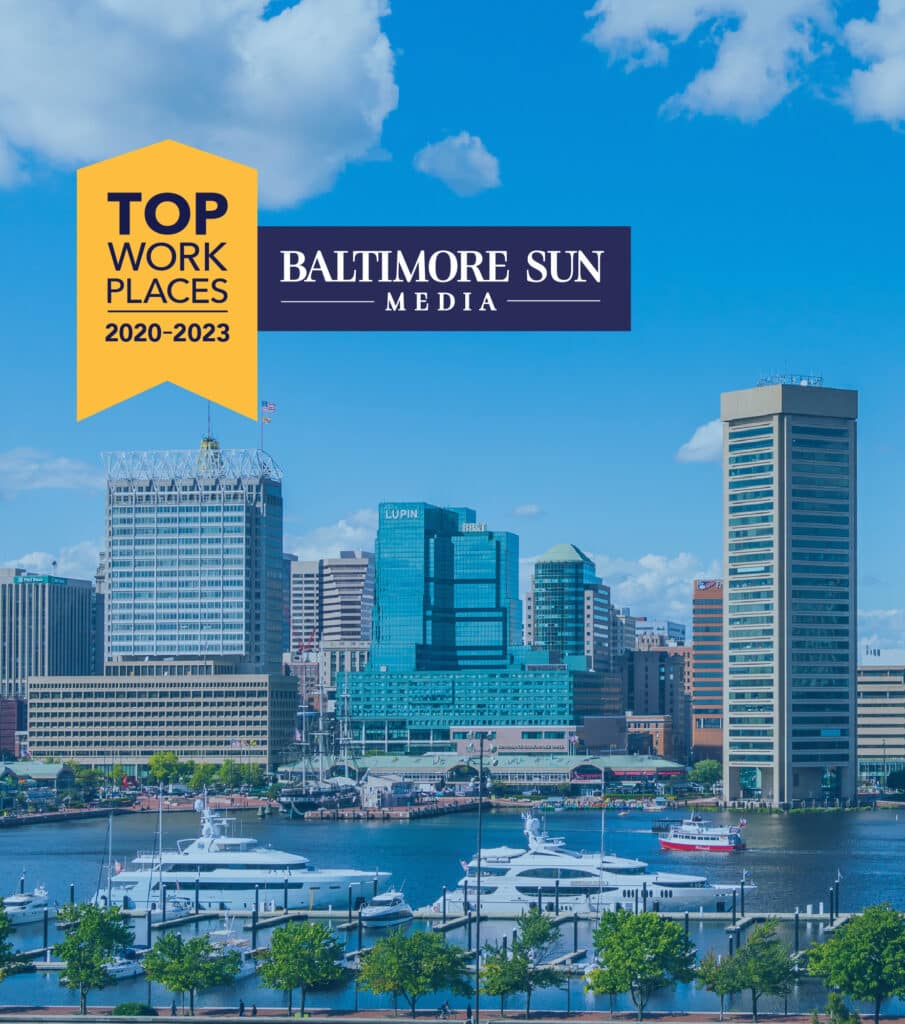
280,299,375,304
506,298,601,303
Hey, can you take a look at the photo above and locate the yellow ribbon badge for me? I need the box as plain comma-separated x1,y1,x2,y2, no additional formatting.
76,140,258,420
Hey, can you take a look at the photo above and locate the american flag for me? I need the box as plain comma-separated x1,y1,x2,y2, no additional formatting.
262,400,276,413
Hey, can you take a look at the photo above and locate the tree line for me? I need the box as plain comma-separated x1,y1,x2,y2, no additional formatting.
3,900,905,1018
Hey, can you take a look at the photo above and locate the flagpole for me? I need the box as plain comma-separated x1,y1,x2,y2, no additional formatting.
259,404,263,452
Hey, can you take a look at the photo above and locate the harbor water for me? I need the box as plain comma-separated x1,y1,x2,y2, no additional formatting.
1,805,903,1014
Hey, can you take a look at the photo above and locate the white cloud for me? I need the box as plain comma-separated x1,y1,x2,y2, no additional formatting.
521,549,720,627
844,1,905,125
584,0,834,121
859,608,905,655
676,419,722,463
4,540,101,581
414,132,500,196
287,508,378,561
513,503,541,517
0,0,398,207
0,448,104,498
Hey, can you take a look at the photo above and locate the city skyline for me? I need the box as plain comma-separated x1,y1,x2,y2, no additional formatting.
1,2,904,654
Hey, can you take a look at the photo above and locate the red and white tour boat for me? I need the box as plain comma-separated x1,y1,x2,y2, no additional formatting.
659,815,746,853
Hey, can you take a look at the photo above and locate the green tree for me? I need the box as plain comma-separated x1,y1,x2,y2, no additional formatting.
76,767,103,797
586,910,696,1022
731,921,795,1023
358,929,472,1017
808,903,905,1024
826,991,860,1024
0,904,28,981
258,920,345,1014
696,950,743,1022
189,763,218,792
479,910,565,1018
108,763,126,787
147,752,183,785
480,944,523,1016
240,763,265,789
143,931,241,1016
54,903,135,1015
886,769,905,792
510,907,566,1016
689,760,723,788
216,759,242,791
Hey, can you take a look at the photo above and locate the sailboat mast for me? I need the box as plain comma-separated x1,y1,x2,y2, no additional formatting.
106,812,113,905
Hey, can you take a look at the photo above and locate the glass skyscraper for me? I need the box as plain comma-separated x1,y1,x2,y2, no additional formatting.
370,503,520,673
524,543,610,670
103,437,284,674
721,380,857,805
345,502,573,753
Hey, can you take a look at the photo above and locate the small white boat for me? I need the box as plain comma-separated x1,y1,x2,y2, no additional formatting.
208,916,258,978
360,890,413,926
105,955,144,980
2,885,53,926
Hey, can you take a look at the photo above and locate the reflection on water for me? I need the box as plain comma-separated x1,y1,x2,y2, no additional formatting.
1,805,902,1014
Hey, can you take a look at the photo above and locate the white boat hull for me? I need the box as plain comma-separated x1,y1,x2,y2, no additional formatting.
6,906,53,926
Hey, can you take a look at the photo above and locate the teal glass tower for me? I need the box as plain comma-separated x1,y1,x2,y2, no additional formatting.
344,502,574,754
526,543,610,671
370,503,520,673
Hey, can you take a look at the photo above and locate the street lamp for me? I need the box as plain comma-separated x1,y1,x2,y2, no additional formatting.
467,730,494,1024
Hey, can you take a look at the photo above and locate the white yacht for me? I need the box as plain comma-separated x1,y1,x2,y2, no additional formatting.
105,956,144,980
94,801,389,912
360,890,413,926
433,814,746,915
2,885,53,926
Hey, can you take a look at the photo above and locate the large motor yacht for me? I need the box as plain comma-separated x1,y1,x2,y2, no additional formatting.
2,884,53,926
95,800,389,913
434,814,746,915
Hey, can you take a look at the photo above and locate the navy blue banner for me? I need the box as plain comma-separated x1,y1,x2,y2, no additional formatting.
258,226,630,331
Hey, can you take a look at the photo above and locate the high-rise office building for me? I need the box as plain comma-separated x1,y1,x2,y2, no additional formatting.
691,580,724,761
621,649,690,762
722,379,857,805
345,503,578,754
103,438,283,674
856,661,905,786
28,438,294,770
611,607,637,663
369,505,519,672
0,569,94,698
282,553,297,655
289,560,321,656
524,544,611,671
289,551,374,657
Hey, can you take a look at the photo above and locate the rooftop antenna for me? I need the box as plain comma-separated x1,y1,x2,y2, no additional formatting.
207,401,212,439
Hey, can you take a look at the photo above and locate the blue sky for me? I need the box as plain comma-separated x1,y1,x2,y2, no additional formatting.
0,0,903,645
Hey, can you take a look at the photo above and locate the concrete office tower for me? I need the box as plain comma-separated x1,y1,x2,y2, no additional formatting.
525,544,611,671
0,569,94,698
282,553,297,655
321,552,375,641
622,649,690,762
103,438,283,674
691,580,724,761
722,379,857,805
289,551,374,656
856,660,905,786
289,560,321,656
611,608,638,662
